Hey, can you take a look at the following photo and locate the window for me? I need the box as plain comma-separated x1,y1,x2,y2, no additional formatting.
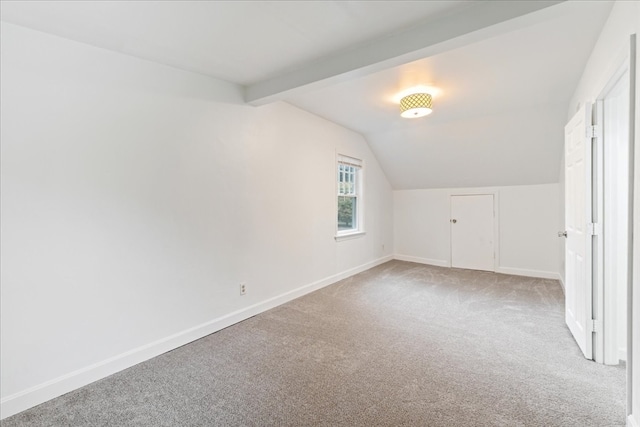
336,154,364,238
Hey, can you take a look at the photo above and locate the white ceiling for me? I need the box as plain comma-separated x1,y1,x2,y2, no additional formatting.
0,0,469,85
285,1,612,189
0,1,614,189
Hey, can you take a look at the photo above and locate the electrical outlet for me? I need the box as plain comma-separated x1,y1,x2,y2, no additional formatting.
240,283,246,296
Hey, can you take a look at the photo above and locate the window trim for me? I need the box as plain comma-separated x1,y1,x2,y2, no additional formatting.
335,230,366,241
335,153,365,240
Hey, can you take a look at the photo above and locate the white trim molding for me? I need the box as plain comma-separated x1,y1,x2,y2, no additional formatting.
394,255,562,282
0,254,393,420
495,266,562,281
394,254,449,268
335,231,366,241
628,414,639,427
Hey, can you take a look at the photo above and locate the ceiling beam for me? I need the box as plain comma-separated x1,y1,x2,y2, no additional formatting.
244,1,565,105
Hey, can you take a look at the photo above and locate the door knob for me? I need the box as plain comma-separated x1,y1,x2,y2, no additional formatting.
558,231,567,238
451,219,457,224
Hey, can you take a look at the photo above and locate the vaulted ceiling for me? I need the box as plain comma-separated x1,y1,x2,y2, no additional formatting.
1,1,613,189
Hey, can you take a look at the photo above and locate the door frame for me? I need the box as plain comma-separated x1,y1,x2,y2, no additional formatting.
586,35,635,417
595,58,631,366
448,190,500,271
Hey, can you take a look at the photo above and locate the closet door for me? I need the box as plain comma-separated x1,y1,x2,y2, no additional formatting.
450,194,495,272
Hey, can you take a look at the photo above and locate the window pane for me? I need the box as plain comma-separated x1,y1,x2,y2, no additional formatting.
338,162,359,197
337,196,356,230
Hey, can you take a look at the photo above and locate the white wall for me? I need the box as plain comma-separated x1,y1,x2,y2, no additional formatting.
564,1,639,424
0,23,394,418
636,24,640,424
394,184,560,279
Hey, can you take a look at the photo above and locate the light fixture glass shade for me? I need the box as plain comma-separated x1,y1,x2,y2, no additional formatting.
400,93,433,118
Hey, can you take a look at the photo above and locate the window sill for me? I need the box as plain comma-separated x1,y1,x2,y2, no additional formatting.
335,231,366,241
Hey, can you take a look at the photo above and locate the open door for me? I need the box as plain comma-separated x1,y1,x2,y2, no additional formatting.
564,103,594,360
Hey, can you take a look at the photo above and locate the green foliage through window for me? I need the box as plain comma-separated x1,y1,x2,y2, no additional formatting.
338,196,355,230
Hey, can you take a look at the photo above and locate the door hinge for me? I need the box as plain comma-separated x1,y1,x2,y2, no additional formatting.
587,222,601,236
586,125,601,139
588,319,602,334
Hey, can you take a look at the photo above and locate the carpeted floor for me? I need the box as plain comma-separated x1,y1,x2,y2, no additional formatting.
2,260,626,426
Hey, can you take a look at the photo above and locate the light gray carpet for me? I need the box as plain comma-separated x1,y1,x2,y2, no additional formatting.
2,260,626,426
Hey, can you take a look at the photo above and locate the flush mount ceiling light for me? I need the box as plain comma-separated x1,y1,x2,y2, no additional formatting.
399,93,433,118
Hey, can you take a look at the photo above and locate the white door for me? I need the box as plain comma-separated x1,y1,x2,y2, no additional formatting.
450,194,494,271
564,104,593,360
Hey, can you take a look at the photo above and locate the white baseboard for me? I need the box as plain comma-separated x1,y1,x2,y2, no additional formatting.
393,254,449,268
495,266,561,281
628,414,639,427
558,275,565,294
393,256,561,282
619,348,627,362
0,254,393,420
